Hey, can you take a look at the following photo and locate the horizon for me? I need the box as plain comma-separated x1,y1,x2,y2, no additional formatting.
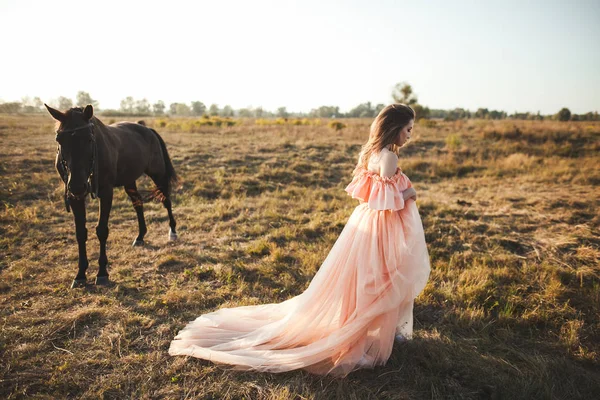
1,0,599,115
27,99,594,117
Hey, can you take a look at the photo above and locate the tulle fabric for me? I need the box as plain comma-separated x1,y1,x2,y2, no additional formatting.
169,166,431,377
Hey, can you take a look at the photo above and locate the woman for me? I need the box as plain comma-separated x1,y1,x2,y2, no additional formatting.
169,104,431,377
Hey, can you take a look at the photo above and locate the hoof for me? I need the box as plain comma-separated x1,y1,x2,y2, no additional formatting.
168,229,178,241
132,239,145,247
95,276,110,285
70,278,86,289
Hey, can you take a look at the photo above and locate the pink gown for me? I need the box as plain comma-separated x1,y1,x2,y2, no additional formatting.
169,161,431,377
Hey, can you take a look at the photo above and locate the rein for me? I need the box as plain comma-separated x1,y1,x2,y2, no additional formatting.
56,122,98,212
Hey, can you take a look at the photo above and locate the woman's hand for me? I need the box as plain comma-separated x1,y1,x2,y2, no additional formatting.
403,187,417,201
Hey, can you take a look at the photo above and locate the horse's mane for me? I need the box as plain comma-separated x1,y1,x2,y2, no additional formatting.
61,107,108,132
91,115,108,130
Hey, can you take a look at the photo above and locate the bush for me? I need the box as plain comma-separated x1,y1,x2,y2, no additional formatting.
254,118,318,126
328,120,346,131
445,134,462,150
420,119,438,128
556,108,571,122
154,117,239,132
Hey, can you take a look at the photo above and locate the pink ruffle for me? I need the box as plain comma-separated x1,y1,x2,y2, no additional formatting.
345,166,412,211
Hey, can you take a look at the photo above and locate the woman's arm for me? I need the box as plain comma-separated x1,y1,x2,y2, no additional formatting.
379,150,399,177
403,187,417,201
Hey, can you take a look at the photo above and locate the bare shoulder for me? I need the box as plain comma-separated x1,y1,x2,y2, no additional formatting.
380,148,398,162
379,148,399,177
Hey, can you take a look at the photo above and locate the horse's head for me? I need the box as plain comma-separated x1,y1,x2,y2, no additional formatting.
45,104,97,200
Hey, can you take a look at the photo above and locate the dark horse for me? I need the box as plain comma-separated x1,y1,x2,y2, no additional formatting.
45,104,178,288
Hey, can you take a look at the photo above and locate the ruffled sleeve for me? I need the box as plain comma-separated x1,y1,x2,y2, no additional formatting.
345,166,412,211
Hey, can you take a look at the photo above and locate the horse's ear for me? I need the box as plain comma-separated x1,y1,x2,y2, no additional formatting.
45,103,65,122
83,104,94,120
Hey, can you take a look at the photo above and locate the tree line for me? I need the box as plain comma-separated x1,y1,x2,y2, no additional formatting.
1,86,598,122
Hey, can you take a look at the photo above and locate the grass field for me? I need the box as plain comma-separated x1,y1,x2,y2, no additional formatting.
1,114,599,399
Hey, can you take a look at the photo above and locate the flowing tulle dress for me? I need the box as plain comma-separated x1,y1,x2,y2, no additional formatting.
169,159,431,377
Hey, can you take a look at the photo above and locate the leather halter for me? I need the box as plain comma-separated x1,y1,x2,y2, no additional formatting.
55,122,98,212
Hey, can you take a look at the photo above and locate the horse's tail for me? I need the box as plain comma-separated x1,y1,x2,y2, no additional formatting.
149,128,178,201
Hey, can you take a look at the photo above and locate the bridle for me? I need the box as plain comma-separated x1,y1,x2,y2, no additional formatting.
55,122,98,212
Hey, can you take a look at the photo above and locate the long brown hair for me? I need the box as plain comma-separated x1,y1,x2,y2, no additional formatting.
357,103,415,170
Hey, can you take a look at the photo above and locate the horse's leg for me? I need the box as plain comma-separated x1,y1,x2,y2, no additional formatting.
70,198,88,288
95,187,113,285
149,175,177,240
124,182,147,246
164,197,177,241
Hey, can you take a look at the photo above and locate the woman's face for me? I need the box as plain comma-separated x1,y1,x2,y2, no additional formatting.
395,119,414,146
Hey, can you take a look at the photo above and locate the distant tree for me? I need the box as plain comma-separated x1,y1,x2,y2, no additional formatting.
391,82,431,119
254,107,264,118
169,103,179,115
412,104,430,120
176,103,191,116
0,102,22,113
209,104,220,116
475,108,489,119
489,110,506,119
474,107,507,120
277,106,289,118
309,105,340,118
135,98,151,114
509,112,530,120
153,100,165,115
374,103,385,116
429,109,448,119
76,91,98,108
222,105,234,117
575,112,599,121
347,102,374,118
33,97,44,112
392,82,418,105
20,96,37,113
445,108,470,121
120,97,135,114
238,108,253,118
16,96,43,113
191,101,206,116
580,111,600,121
326,105,341,118
556,107,571,122
58,96,73,110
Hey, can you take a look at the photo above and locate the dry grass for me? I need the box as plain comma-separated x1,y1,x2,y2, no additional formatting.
1,115,599,399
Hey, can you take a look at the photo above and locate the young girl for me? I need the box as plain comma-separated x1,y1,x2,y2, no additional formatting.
169,104,431,377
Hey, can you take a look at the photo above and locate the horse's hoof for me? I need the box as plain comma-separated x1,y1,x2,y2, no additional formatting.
132,239,145,247
95,276,110,285
168,229,178,241
70,278,86,289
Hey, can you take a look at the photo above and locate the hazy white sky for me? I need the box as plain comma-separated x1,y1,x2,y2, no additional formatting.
1,0,599,114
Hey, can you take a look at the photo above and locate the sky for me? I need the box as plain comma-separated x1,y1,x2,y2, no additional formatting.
1,0,599,114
